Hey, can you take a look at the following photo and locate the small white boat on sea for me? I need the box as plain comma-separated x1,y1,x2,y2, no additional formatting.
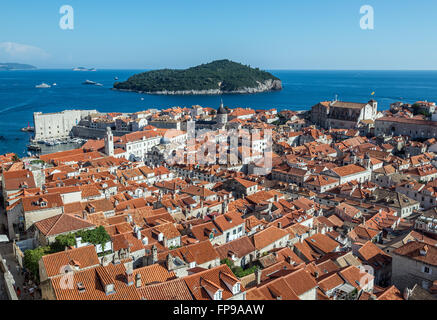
35,82,51,88
45,140,55,146
52,83,57,86
83,80,97,85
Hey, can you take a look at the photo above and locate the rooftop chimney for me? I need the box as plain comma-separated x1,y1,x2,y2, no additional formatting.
135,273,142,288
167,253,175,271
152,244,158,264
142,236,149,245
126,269,133,286
255,267,262,286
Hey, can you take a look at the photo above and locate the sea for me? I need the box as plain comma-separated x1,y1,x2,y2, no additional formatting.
1,69,437,156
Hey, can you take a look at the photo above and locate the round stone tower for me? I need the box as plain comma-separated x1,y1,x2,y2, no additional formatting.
216,99,228,125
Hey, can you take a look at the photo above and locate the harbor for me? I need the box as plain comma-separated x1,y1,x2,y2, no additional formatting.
26,137,87,156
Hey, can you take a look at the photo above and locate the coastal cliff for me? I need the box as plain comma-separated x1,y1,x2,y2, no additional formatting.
113,59,282,95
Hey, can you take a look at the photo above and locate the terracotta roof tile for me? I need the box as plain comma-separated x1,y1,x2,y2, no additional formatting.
35,214,95,236
41,245,99,278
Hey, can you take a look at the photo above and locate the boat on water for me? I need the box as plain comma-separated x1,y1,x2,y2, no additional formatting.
82,80,97,85
21,123,35,132
35,82,51,88
27,144,41,151
114,77,119,80
52,83,57,86
82,80,103,86
45,140,55,146
73,67,97,72
71,138,86,144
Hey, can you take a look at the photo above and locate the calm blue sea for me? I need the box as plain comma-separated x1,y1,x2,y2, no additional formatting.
1,69,437,156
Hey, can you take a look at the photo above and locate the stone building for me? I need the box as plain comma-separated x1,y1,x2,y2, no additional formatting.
104,127,114,156
375,117,437,139
392,241,437,292
34,110,97,140
194,101,229,130
216,99,228,125
311,100,378,129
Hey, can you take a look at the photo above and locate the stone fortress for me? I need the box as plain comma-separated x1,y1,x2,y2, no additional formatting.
33,110,97,140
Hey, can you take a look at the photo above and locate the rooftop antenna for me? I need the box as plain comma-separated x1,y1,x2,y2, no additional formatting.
334,94,338,102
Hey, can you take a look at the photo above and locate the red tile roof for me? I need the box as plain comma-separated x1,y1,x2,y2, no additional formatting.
35,214,95,236
41,245,99,278
51,262,141,300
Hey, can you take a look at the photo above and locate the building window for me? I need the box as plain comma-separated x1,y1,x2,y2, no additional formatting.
233,283,241,294
214,291,222,300
423,266,432,274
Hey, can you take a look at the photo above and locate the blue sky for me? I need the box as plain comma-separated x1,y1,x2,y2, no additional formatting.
0,0,436,69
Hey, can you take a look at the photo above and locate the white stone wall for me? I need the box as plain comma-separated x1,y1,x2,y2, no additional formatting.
392,253,437,291
34,110,97,140
123,136,161,161
298,287,317,300
25,207,64,230
223,224,245,243
60,191,82,204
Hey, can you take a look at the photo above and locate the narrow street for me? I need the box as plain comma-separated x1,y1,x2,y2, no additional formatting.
0,206,40,300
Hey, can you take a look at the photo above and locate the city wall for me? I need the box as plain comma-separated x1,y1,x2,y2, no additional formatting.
72,126,130,139
0,252,18,300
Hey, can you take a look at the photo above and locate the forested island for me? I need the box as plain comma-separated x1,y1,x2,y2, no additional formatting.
0,63,36,70
113,59,282,95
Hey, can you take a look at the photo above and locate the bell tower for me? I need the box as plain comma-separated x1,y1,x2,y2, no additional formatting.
105,127,114,156
216,99,228,125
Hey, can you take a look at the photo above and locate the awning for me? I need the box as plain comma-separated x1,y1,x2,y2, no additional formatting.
0,234,9,243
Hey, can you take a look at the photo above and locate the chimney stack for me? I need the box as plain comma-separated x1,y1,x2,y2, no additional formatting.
124,261,134,286
152,244,158,264
142,236,149,245
167,253,175,271
255,267,262,286
135,273,142,288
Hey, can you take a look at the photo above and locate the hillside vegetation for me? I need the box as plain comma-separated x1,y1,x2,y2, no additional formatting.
113,59,281,93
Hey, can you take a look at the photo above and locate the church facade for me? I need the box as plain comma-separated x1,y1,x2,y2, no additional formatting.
194,100,229,130
311,99,378,129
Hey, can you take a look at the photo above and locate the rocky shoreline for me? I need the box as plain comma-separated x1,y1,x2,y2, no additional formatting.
113,79,282,95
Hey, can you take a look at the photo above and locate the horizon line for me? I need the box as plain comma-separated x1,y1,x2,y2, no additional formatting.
9,67,437,72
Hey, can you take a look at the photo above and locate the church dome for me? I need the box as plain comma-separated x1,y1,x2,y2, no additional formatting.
160,137,170,144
